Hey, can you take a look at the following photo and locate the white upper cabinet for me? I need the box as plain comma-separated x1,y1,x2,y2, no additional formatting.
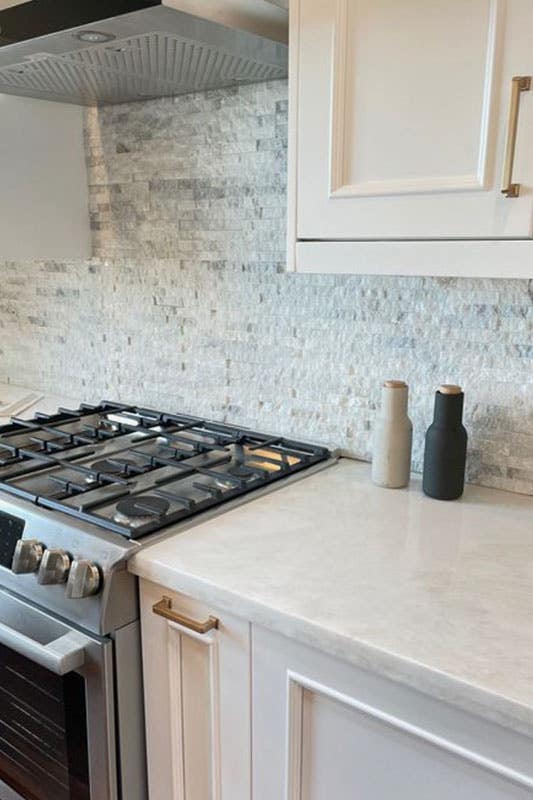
289,0,533,277
0,94,90,261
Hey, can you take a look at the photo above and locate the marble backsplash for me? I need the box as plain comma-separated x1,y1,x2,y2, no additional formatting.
0,80,532,494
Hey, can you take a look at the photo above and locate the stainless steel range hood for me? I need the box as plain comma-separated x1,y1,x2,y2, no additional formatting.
0,0,288,105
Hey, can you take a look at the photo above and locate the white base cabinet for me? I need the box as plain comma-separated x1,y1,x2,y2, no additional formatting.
252,627,533,800
140,582,533,799
139,580,251,800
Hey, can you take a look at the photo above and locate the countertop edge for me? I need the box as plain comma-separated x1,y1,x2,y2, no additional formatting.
130,552,533,741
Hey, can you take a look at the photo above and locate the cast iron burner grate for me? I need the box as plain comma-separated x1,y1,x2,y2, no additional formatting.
0,402,330,539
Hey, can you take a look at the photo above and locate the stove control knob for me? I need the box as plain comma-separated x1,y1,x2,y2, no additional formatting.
11,539,44,574
66,560,101,599
38,549,71,585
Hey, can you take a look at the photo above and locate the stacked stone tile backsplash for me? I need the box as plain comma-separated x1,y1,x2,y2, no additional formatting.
1,80,532,494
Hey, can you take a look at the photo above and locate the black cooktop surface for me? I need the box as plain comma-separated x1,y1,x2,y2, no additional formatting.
0,403,330,538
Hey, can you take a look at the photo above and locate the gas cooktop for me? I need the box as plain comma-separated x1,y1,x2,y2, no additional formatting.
0,402,330,539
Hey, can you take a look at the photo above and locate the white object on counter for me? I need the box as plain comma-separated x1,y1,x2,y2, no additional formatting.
371,380,413,488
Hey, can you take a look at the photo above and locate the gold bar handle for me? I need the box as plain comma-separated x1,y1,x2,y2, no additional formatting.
153,596,219,634
501,76,531,198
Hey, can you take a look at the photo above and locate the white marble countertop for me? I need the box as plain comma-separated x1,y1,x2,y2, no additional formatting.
130,459,533,737
0,382,79,423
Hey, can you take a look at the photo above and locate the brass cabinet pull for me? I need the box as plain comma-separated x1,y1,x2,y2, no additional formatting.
501,76,531,198
152,596,219,634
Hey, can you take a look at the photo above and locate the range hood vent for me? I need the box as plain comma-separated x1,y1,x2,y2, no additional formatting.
0,0,288,105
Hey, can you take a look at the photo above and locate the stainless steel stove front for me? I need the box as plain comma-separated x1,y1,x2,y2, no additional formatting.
0,446,337,800
0,491,140,636
0,490,146,800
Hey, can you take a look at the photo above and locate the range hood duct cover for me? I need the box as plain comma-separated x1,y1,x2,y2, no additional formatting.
0,0,288,105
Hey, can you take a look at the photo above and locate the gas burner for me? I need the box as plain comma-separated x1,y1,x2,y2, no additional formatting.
229,464,257,479
114,495,170,528
84,458,137,484
98,419,120,432
214,463,260,490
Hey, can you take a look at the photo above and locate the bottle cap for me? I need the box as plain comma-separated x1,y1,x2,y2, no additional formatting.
383,380,407,389
438,384,462,395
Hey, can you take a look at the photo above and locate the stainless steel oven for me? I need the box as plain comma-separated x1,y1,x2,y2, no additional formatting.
0,589,145,800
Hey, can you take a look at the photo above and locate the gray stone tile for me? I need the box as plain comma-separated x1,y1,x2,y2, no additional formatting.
0,80,532,495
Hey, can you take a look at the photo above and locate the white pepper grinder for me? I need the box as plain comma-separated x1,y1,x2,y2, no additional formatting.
372,380,413,488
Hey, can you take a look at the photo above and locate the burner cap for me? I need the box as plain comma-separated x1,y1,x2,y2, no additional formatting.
228,464,257,479
214,463,260,490
116,495,170,519
92,459,136,475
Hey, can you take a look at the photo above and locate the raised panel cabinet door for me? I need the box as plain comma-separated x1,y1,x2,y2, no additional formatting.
139,580,252,800
252,626,533,800
298,690,532,800
295,0,533,240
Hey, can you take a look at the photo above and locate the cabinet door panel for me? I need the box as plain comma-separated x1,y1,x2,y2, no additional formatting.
336,0,491,192
252,626,533,800
296,0,533,239
179,632,215,798
300,688,531,800
140,580,251,800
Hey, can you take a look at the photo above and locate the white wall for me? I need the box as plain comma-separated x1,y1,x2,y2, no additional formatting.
0,94,90,260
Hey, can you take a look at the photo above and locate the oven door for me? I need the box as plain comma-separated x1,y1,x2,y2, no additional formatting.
0,588,117,800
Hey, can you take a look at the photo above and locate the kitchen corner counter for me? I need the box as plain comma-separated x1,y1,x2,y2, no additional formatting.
129,459,533,737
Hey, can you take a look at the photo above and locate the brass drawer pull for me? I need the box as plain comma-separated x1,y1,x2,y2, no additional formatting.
501,75,531,198
152,596,219,634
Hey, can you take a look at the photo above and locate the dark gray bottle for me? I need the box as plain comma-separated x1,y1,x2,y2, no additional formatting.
423,385,467,500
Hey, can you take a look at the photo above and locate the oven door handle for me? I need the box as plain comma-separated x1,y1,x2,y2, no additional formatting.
0,619,91,675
